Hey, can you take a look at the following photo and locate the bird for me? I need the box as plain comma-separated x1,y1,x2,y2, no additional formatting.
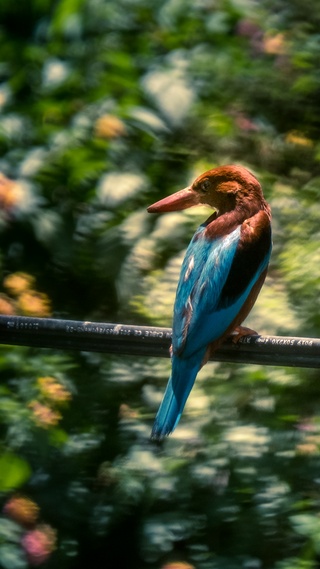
147,164,272,440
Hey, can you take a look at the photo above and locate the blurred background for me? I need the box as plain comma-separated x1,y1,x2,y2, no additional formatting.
0,0,320,567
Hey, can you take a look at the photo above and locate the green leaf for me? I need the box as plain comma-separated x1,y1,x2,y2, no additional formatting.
0,453,31,492
0,544,27,569
291,514,320,554
0,518,22,543
51,0,86,33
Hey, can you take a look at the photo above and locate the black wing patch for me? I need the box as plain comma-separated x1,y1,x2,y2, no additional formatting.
218,210,272,307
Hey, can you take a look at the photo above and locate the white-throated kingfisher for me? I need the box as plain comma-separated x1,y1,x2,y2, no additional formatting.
147,165,272,440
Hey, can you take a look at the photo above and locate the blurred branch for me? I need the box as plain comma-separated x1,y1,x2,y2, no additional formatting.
0,315,319,368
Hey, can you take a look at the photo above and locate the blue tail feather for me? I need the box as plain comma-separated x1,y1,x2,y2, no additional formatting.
151,352,204,440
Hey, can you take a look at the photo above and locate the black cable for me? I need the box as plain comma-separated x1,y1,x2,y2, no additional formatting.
0,315,319,368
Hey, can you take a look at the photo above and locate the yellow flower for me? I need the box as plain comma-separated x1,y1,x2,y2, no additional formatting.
119,403,138,420
29,401,61,428
0,173,19,212
296,443,318,456
3,496,39,526
161,563,195,569
37,376,72,404
3,272,35,296
94,114,126,139
17,290,51,317
286,130,313,147
0,294,16,315
263,33,287,55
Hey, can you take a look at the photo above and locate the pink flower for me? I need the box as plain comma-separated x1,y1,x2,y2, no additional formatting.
21,525,56,566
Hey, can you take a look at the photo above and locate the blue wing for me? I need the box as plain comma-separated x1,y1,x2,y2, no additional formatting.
173,220,271,357
151,213,272,439
173,225,243,355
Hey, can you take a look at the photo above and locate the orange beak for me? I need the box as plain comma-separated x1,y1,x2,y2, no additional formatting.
147,187,200,213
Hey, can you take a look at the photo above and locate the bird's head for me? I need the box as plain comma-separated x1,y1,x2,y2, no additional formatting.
147,165,264,216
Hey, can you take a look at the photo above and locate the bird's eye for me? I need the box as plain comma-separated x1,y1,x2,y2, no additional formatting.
200,179,210,193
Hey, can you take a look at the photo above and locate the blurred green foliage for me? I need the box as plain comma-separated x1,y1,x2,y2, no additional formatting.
0,0,320,567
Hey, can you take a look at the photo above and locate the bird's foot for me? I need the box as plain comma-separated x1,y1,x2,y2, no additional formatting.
231,325,259,344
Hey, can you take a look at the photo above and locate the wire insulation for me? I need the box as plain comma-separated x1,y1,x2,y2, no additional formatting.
0,315,319,368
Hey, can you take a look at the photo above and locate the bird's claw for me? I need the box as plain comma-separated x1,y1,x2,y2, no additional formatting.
231,325,259,344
